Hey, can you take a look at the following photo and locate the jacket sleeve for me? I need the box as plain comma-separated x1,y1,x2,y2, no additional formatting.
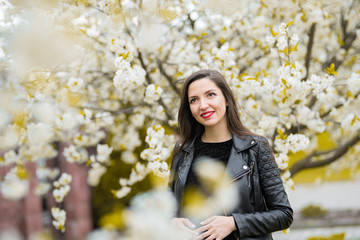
168,143,182,191
231,138,293,238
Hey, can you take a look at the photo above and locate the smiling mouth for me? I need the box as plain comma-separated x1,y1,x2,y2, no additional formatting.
201,111,215,119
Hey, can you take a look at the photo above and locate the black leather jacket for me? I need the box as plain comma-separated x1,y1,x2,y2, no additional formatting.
169,134,293,240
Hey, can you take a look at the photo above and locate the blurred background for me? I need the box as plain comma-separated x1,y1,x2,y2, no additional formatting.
0,0,359,239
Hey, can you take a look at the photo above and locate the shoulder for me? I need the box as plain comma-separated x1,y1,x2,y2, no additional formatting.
250,135,269,143
246,135,273,157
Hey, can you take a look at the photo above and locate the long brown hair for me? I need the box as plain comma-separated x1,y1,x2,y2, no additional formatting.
175,69,255,157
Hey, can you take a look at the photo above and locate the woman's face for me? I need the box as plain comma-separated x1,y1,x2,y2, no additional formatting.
188,78,228,130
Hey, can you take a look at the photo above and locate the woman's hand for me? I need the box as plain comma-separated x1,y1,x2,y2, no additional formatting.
171,218,198,238
194,216,236,240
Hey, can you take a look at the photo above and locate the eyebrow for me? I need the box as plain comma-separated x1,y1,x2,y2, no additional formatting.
189,89,217,99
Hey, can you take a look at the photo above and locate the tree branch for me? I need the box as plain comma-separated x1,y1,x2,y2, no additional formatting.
320,90,360,118
138,50,174,122
302,23,316,81
322,12,358,71
289,132,360,176
156,58,181,97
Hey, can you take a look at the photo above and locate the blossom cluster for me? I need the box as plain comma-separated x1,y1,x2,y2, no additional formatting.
141,125,174,177
51,207,66,232
87,144,113,186
53,173,72,203
51,173,72,231
275,133,310,155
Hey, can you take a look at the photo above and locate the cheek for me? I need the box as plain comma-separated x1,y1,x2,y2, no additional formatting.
189,105,196,116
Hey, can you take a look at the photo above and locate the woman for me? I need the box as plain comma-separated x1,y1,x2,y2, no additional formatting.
169,70,293,240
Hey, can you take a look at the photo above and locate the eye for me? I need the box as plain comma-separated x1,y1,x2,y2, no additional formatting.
208,92,216,97
189,98,197,104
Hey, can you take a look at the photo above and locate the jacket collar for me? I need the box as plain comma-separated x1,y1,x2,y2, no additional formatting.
181,133,256,153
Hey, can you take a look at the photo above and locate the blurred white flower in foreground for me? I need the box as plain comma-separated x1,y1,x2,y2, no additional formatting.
182,157,239,221
87,228,121,240
26,122,54,145
123,190,189,240
0,178,29,200
0,166,29,200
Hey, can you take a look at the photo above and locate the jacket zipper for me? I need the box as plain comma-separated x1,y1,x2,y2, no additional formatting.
227,169,251,185
221,169,251,215
248,161,254,188
223,167,252,240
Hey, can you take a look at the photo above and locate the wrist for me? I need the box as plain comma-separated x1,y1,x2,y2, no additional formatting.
228,216,236,231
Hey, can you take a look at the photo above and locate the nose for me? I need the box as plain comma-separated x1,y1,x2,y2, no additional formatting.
199,99,209,110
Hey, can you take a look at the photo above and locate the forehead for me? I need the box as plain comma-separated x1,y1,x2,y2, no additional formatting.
188,78,220,95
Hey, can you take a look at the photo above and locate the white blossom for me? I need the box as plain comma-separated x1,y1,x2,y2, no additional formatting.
275,134,310,154
0,109,11,131
286,134,310,153
278,22,287,35
265,35,275,45
63,145,88,164
51,207,66,232
3,150,19,165
275,153,289,170
147,161,169,178
290,33,298,47
258,116,279,136
67,77,85,92
35,182,51,196
88,164,107,186
144,84,163,104
96,144,113,163
113,58,146,91
0,179,29,200
145,125,165,149
54,172,72,187
56,112,79,131
77,108,92,125
121,150,138,164
53,185,70,203
276,35,288,50
341,113,360,132
347,72,360,94
123,190,182,240
26,122,54,145
307,74,334,95
115,186,131,198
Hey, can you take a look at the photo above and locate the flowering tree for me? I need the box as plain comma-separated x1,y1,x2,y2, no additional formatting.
1,0,360,236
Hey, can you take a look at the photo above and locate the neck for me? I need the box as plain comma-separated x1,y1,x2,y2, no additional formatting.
202,125,232,143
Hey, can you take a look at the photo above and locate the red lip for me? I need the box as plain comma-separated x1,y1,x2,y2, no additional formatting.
201,111,215,119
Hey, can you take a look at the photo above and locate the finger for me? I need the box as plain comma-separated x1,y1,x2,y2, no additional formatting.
195,225,209,234
203,232,216,240
204,235,216,240
194,231,211,240
200,216,216,225
198,229,214,240
183,218,196,229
